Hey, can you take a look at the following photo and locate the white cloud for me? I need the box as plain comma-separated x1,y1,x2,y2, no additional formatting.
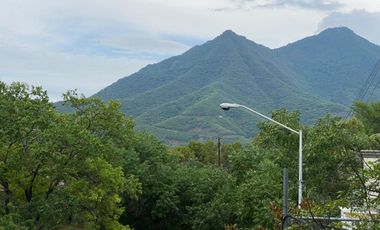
0,43,152,101
337,0,380,12
0,0,378,101
225,0,343,11
100,35,190,55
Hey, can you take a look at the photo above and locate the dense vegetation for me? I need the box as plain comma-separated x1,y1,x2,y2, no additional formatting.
2,82,379,229
83,27,380,144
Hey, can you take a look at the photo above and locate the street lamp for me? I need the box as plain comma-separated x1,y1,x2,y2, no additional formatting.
220,103,303,208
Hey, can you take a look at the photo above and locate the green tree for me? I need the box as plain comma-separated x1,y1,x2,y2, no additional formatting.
353,101,380,134
236,159,282,229
252,109,303,205
171,140,217,164
304,115,368,201
170,140,243,167
0,82,140,229
120,135,238,229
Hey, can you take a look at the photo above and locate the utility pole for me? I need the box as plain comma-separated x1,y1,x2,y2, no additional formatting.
282,168,289,229
217,137,221,167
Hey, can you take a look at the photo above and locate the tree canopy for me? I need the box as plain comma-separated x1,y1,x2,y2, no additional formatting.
1,81,379,229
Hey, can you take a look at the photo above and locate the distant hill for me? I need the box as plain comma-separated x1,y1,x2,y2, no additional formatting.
85,27,380,144
278,27,380,105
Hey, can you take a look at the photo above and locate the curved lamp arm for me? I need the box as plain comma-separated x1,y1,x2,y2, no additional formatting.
220,102,303,208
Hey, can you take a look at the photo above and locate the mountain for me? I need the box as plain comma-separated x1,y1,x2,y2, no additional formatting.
278,27,380,105
90,28,380,144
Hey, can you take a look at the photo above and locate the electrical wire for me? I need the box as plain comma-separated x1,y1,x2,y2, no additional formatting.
344,58,380,120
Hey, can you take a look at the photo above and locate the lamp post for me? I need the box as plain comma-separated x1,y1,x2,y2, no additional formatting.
220,103,303,208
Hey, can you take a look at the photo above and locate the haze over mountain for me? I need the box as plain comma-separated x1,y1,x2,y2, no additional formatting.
91,27,380,144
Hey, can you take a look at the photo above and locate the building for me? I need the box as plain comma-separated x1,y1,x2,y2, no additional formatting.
340,150,380,228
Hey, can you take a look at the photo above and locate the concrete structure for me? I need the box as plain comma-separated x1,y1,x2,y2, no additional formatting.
360,150,380,169
340,150,380,228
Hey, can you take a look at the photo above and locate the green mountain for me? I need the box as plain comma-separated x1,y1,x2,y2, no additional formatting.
91,28,380,144
278,27,380,105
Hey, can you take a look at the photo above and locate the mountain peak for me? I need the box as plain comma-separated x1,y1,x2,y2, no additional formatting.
280,26,366,50
213,29,261,48
217,30,245,40
91,28,380,144
221,29,238,36
319,26,355,36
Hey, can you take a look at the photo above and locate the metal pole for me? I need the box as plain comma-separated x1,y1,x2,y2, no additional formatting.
239,105,299,134
283,168,289,229
241,104,303,208
298,216,364,222
298,130,302,208
217,137,221,167
220,103,304,208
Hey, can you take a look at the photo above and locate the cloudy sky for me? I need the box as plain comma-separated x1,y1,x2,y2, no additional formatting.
1,0,380,101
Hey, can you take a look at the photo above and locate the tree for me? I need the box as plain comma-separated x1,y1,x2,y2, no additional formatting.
170,140,217,164
235,159,282,229
120,135,238,230
2,81,378,229
353,101,380,134
170,140,243,167
252,109,303,204
0,82,140,229
304,115,368,201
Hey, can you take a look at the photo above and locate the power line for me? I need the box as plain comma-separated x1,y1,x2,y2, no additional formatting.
365,62,380,102
344,58,380,120
356,59,380,102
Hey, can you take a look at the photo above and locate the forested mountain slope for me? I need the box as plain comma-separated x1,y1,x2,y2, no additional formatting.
278,27,380,105
89,27,380,144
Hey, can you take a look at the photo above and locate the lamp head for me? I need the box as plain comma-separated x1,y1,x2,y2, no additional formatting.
220,103,239,111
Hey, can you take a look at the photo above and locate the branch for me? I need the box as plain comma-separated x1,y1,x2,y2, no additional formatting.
25,162,42,202
350,164,376,221
45,179,59,199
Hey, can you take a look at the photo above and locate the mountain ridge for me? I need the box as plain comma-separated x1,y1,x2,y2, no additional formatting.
278,27,380,105
83,27,380,144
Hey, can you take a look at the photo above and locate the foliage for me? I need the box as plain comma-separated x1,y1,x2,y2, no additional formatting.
0,82,139,229
344,156,380,229
3,81,380,229
235,159,282,229
170,140,243,167
353,101,380,134
171,140,217,164
69,28,380,144
280,27,380,105
304,115,368,201
119,135,238,230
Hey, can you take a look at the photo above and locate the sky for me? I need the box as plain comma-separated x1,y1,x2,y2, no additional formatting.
1,0,380,101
